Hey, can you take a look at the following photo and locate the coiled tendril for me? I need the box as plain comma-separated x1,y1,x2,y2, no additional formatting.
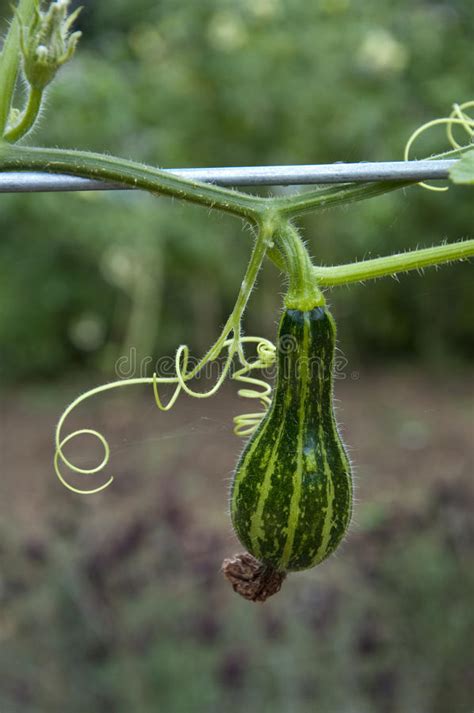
152,335,276,437
404,100,474,191
54,221,277,494
54,334,276,494
230,336,276,437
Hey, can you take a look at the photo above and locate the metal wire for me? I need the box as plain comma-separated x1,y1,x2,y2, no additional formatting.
0,159,456,191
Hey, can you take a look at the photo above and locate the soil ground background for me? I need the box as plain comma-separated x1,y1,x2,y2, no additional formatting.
1,367,473,713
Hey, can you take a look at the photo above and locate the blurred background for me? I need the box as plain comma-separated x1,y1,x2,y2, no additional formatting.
0,0,473,711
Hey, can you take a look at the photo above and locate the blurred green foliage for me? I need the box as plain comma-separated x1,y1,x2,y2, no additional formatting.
0,0,473,381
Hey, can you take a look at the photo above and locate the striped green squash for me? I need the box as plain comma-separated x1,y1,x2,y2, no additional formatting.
230,306,352,573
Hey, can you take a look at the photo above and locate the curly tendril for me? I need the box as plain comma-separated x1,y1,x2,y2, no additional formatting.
54,335,276,494
152,339,238,410
404,100,474,192
151,335,276,436
54,222,276,494
231,336,276,437
150,334,277,432
55,377,151,494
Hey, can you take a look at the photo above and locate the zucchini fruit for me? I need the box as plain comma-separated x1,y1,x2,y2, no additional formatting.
226,306,352,598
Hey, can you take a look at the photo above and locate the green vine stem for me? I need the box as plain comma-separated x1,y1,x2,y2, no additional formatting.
1,143,472,286
313,239,474,287
4,85,42,142
0,143,266,220
275,221,325,309
0,142,470,222
272,143,474,219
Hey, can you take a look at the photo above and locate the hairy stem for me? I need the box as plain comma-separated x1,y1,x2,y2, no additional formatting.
275,221,325,309
274,144,474,219
209,217,276,356
4,86,42,142
313,239,474,286
0,143,267,220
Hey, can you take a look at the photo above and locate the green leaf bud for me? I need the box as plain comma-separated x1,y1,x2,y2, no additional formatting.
19,0,82,90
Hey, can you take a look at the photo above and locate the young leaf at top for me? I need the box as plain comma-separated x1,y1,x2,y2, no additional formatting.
19,0,81,91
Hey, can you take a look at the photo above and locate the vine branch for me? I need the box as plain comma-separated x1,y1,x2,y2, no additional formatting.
313,239,474,286
0,142,472,286
0,143,267,221
273,144,474,219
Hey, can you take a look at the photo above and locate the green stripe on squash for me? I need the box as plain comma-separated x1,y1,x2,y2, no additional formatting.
230,307,353,573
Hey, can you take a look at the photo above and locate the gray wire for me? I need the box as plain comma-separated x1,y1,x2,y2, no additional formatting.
0,159,456,191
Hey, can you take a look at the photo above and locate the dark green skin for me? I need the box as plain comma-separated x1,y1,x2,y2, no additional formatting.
231,307,352,572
